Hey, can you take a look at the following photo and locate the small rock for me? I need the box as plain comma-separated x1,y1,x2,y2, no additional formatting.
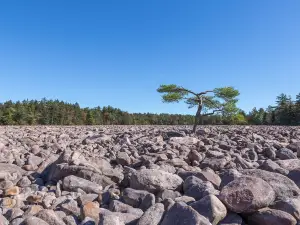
137,203,165,225
24,205,44,216
81,202,101,223
23,216,50,225
99,214,125,225
1,197,17,209
78,194,98,206
116,152,131,166
61,199,81,217
36,209,66,225
17,176,31,187
4,186,20,196
4,208,24,222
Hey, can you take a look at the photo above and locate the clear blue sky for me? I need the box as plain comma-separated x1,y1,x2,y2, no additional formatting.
1,1,299,114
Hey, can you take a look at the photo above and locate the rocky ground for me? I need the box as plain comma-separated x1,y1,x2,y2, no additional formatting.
0,125,300,225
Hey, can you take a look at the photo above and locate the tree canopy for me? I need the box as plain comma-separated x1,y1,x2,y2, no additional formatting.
157,84,240,132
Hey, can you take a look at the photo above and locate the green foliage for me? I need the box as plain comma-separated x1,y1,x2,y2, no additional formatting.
157,84,188,103
157,84,240,117
157,84,240,132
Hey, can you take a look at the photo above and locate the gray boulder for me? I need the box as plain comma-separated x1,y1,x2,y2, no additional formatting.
277,148,297,160
276,159,300,171
137,203,165,225
122,188,155,211
217,212,244,225
23,216,50,225
248,208,297,225
62,175,102,194
190,194,227,225
183,176,218,200
258,159,289,175
219,176,275,213
160,202,212,225
99,214,125,225
36,209,66,225
288,168,300,188
129,169,183,193
271,197,300,220
242,169,300,199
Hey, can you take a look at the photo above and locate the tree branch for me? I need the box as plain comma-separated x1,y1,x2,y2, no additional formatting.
197,90,214,96
202,109,223,117
173,87,198,97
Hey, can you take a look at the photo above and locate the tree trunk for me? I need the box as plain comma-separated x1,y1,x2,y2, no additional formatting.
192,104,202,133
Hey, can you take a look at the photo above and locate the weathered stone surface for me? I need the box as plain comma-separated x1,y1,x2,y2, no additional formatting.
129,168,183,193
160,202,212,225
1,125,300,223
276,159,300,171
183,176,218,200
190,194,227,225
242,169,300,200
36,209,66,225
271,197,300,220
137,203,164,225
109,200,143,215
122,188,155,211
288,168,300,188
63,175,102,194
259,159,289,175
4,186,20,196
219,176,275,213
217,212,243,225
248,208,297,225
277,148,297,160
23,216,50,225
4,208,24,222
99,214,125,225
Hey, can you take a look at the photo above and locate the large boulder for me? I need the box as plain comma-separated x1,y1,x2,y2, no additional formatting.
270,197,300,220
183,176,218,200
0,163,25,185
36,209,66,225
190,195,227,225
286,142,300,153
160,202,212,225
242,169,300,199
62,175,103,194
137,203,164,225
129,169,183,193
122,188,155,211
277,148,297,160
247,208,297,225
276,159,300,171
23,216,49,225
288,168,300,188
258,159,289,175
217,212,244,225
219,176,275,213
169,137,199,145
177,169,221,188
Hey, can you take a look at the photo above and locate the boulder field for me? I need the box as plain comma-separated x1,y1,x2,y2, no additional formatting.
0,125,300,225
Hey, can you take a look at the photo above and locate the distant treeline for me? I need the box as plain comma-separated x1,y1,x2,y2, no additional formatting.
0,93,299,125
